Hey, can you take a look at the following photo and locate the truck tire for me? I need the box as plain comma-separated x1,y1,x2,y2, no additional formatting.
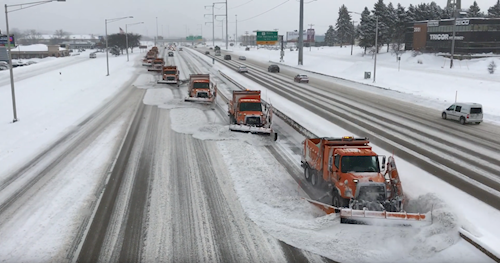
304,164,311,182
311,171,320,188
332,190,349,208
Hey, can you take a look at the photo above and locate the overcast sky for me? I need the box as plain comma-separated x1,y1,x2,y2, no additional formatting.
2,0,498,38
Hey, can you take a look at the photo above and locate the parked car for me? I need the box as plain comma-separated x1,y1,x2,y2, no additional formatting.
89,53,97,59
179,48,183,51
442,102,483,125
224,55,231,60
237,65,248,73
205,51,210,55
168,51,174,57
26,61,37,65
268,64,280,73
239,56,246,60
245,47,250,51
209,47,213,50
294,74,309,83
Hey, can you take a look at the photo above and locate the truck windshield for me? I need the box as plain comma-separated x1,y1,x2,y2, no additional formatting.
193,82,210,89
239,102,262,112
341,156,379,173
165,71,177,75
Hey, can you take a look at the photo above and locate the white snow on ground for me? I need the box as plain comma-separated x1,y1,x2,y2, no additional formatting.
187,47,500,259
168,106,491,262
221,43,500,124
0,52,141,179
0,53,142,261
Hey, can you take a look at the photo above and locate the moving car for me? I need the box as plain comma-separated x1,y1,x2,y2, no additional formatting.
442,102,483,125
209,47,213,50
224,55,231,60
245,47,250,51
294,74,309,83
179,48,183,51
89,53,96,59
205,51,210,55
237,65,248,73
268,64,280,73
168,51,174,57
239,56,246,60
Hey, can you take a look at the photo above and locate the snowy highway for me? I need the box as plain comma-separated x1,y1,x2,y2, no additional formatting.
203,47,500,211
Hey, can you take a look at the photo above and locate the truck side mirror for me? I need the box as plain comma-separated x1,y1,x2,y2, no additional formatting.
379,155,386,170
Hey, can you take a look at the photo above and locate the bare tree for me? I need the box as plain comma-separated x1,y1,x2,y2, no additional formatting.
50,29,70,45
23,29,43,44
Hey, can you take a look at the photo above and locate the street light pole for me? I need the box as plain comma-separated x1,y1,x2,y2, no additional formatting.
374,15,378,83
126,22,144,62
450,0,457,68
155,17,158,46
105,16,133,76
225,0,228,50
4,0,66,123
235,15,238,47
298,0,304,65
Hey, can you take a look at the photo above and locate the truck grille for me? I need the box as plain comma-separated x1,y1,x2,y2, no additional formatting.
357,185,386,202
196,92,209,98
167,77,175,81
245,116,261,126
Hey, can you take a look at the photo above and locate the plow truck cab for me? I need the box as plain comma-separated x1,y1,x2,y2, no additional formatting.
157,66,180,86
228,90,277,140
301,136,429,225
184,74,217,104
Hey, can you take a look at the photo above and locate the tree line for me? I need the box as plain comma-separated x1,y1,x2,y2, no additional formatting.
324,0,500,54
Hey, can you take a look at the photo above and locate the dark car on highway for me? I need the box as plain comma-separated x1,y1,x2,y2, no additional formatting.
268,64,280,73
224,55,231,60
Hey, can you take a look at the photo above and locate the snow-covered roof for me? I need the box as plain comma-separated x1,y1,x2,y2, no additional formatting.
14,44,49,51
38,34,100,40
13,44,66,52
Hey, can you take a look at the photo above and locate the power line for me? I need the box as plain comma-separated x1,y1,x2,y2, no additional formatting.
239,0,290,22
230,0,253,10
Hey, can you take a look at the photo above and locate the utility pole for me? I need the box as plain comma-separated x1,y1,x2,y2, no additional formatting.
225,0,228,50
450,0,457,68
155,17,158,46
308,24,314,51
298,0,304,65
205,4,215,47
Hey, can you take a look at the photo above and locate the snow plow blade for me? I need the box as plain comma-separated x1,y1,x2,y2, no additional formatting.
229,125,272,134
184,97,215,104
305,199,431,227
157,80,179,85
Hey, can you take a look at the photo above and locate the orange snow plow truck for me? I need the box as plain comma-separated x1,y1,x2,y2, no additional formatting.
148,58,165,72
301,136,430,226
228,90,277,140
157,66,180,85
184,74,217,104
142,47,158,66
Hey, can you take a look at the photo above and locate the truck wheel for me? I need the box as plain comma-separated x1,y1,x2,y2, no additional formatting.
332,190,349,208
304,165,311,182
441,112,447,119
311,172,320,188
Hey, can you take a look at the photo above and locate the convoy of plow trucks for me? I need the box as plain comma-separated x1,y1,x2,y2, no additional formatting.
141,45,428,226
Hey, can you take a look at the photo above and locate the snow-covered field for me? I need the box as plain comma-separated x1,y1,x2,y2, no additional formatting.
217,43,500,124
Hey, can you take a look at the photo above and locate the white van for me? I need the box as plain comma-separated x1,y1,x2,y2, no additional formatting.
442,102,483,125
89,53,97,59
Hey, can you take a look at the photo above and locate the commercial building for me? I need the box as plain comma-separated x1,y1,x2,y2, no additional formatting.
9,44,69,59
405,18,500,54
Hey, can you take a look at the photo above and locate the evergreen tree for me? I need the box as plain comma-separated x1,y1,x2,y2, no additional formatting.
358,7,376,54
429,2,442,20
488,0,500,18
373,0,390,52
394,3,408,52
336,5,353,47
441,6,453,19
468,1,484,17
414,3,429,21
385,2,398,51
324,25,336,46
108,33,142,54
406,4,416,21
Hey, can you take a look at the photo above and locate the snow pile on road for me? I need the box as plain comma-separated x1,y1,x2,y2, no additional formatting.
214,139,478,263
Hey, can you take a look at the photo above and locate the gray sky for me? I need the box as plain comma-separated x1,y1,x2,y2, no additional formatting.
2,0,498,38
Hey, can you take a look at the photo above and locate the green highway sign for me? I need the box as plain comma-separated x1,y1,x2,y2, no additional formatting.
186,35,203,41
256,31,278,45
